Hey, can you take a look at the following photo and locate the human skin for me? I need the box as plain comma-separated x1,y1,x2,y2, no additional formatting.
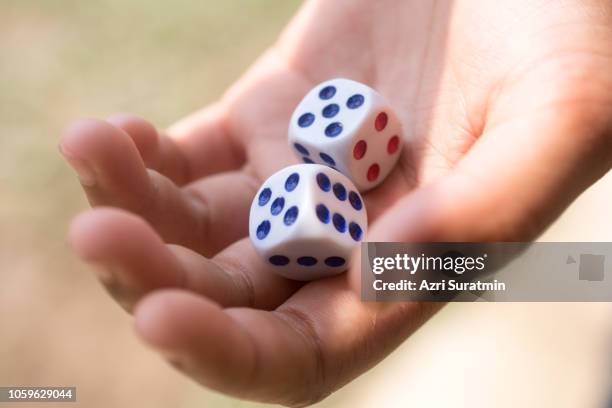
60,0,612,406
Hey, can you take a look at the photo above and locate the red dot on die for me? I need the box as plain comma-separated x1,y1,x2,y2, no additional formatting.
387,135,400,154
375,112,388,131
367,163,380,182
353,140,367,160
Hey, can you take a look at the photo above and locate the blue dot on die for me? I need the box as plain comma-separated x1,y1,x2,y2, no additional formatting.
347,94,365,109
269,255,290,266
348,191,363,211
322,103,339,118
319,152,336,166
325,122,343,137
332,213,346,233
303,157,314,164
316,204,330,224
325,256,346,267
297,256,317,266
271,197,285,215
298,113,315,128
258,188,271,206
349,222,363,241
256,220,271,240
319,85,336,100
333,183,347,201
316,172,331,192
284,206,299,226
285,173,300,192
294,143,309,156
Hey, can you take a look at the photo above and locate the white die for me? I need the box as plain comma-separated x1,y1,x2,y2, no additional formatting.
288,78,403,192
249,164,367,281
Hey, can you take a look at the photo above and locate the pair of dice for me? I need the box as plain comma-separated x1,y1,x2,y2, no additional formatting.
249,78,403,280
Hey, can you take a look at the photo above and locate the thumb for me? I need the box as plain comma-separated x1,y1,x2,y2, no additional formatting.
350,101,612,291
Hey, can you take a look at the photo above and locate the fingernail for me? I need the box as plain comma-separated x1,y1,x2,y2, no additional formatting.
165,354,191,373
58,144,97,187
89,263,115,286
168,357,185,371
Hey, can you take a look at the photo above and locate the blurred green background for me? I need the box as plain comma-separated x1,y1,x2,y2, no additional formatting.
1,1,611,407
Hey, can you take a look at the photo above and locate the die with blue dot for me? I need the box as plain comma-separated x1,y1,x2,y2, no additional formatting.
288,78,404,192
249,164,367,281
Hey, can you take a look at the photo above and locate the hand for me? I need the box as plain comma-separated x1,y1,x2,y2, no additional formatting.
61,0,612,405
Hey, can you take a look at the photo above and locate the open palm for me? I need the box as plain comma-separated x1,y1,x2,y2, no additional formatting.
61,0,612,405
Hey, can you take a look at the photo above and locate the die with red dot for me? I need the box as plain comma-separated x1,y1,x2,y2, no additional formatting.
288,78,404,191
249,164,367,281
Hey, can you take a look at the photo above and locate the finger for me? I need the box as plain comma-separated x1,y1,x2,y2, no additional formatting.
134,283,440,406
60,118,200,248
60,118,150,193
134,291,264,398
69,208,299,311
106,113,190,185
182,170,258,254
167,103,247,179
135,290,321,405
59,119,254,255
